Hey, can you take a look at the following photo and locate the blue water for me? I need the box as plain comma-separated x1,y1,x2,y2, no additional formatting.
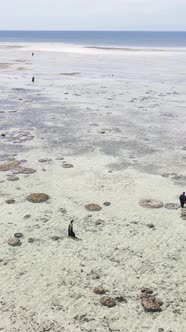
0,31,186,47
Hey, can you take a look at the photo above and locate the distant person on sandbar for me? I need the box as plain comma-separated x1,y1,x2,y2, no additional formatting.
32,53,34,56
32,76,35,82
68,220,76,238
179,192,186,208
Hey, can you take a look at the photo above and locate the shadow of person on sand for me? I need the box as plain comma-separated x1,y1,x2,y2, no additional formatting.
70,236,82,241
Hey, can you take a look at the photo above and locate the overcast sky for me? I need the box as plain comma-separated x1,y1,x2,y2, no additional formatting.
1,0,186,31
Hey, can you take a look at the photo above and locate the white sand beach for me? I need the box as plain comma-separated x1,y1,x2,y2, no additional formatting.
0,43,186,332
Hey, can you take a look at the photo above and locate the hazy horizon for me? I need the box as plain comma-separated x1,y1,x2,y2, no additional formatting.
1,0,186,31
0,30,186,32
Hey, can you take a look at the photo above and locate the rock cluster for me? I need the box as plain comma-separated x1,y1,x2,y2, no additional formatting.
140,288,163,312
93,287,125,308
6,130,34,143
0,160,36,175
0,160,21,171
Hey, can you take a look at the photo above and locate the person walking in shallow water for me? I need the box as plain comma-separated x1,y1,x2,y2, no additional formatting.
68,220,76,238
179,192,186,208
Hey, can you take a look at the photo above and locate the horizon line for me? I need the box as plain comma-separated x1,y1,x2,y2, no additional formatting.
0,29,186,33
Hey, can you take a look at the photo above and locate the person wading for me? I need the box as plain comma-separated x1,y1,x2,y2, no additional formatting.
179,192,186,208
68,220,76,238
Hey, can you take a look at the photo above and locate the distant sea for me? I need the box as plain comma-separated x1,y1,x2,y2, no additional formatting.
0,31,186,48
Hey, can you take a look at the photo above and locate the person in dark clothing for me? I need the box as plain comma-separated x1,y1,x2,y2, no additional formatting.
68,220,76,238
179,192,186,208
32,76,35,82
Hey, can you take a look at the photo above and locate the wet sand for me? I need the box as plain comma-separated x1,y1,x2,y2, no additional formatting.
0,43,186,332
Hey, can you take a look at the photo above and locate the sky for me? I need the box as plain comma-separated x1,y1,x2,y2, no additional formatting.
1,0,186,31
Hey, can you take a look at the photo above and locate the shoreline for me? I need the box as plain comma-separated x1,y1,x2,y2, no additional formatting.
1,42,186,53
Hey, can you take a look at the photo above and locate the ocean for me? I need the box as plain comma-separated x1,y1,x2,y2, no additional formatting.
0,30,186,48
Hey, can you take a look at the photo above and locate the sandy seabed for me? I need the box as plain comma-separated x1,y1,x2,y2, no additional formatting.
0,43,186,332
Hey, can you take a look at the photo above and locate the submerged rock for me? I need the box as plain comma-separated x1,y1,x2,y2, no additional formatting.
60,72,80,76
181,209,186,220
147,223,155,229
13,167,36,174
85,203,102,211
51,236,62,241
8,237,22,246
14,233,23,238
59,208,67,214
103,202,111,206
27,193,50,203
6,199,16,204
95,219,104,225
93,287,107,295
139,199,163,208
140,288,163,312
171,175,181,180
100,296,116,308
62,163,74,168
24,214,31,219
38,158,52,163
0,160,21,172
56,157,64,160
7,175,19,181
28,238,35,243
161,173,170,178
165,203,180,210
114,295,127,303
141,287,153,294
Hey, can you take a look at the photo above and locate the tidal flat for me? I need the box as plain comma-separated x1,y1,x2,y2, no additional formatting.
0,43,186,332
